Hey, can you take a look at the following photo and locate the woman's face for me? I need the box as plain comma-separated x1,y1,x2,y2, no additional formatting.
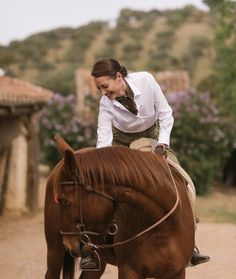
93,72,126,100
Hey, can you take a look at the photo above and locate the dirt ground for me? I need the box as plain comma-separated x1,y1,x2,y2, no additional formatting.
0,169,236,279
1,211,236,279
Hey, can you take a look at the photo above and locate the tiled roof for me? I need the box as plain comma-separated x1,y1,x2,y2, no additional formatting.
0,76,53,106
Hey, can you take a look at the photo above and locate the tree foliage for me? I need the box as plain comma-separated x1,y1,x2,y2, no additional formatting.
203,0,236,119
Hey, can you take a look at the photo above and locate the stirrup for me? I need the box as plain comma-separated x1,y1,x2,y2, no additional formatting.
79,251,101,272
188,246,210,267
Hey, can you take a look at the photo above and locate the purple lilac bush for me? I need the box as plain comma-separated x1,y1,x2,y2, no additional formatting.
166,90,234,194
39,93,96,166
39,91,234,194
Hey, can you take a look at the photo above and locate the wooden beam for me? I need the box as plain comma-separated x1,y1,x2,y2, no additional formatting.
0,147,11,215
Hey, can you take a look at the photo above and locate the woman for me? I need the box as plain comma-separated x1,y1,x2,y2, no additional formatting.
93,58,172,153
80,58,210,269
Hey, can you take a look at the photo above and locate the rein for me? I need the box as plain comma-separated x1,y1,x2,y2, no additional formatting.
94,159,180,249
59,158,180,249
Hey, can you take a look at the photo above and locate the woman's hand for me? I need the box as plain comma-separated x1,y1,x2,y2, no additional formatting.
154,144,168,158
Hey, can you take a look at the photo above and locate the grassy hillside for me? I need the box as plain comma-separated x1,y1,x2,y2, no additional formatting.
0,5,214,94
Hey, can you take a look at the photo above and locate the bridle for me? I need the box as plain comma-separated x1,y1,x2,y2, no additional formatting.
58,158,180,250
59,173,116,237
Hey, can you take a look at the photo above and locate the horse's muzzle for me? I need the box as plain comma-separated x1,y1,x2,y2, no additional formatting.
63,236,81,257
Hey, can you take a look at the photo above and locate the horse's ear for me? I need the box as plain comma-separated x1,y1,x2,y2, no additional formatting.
54,135,74,156
64,149,77,177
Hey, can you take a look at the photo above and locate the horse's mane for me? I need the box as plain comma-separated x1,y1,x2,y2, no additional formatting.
76,147,176,192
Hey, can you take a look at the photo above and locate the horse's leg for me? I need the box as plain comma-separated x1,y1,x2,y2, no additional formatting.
45,246,65,279
169,268,186,279
118,266,142,279
79,261,106,279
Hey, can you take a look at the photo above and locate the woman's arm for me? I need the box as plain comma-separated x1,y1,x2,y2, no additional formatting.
148,73,174,146
96,102,113,148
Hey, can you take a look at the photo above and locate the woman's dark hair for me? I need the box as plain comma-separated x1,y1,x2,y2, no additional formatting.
91,58,128,78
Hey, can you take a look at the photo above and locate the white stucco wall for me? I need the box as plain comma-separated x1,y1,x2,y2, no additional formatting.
5,132,28,213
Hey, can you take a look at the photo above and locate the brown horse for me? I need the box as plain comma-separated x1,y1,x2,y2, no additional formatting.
44,136,195,279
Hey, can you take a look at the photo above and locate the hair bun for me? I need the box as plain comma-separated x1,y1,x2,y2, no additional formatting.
120,66,128,77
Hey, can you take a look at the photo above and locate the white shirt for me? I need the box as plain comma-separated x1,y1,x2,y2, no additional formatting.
96,71,174,148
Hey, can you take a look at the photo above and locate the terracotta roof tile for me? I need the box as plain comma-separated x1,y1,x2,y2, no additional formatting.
0,76,53,106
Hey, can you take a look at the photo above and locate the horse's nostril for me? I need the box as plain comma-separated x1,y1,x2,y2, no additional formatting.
71,251,80,258
63,243,81,257
65,246,71,254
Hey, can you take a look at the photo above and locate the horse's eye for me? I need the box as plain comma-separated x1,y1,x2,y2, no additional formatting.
58,195,70,207
61,199,70,207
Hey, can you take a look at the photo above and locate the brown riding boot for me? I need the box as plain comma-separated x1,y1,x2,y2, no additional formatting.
190,247,210,266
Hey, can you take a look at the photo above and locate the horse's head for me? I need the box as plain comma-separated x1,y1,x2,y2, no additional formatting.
54,136,115,257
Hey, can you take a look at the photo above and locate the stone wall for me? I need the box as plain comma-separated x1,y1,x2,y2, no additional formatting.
153,70,190,94
75,69,98,123
5,131,28,213
0,118,36,214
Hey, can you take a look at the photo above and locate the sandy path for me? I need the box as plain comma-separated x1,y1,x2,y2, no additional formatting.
0,210,236,279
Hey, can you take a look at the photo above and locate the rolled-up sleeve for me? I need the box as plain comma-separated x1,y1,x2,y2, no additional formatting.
96,102,113,148
148,73,174,145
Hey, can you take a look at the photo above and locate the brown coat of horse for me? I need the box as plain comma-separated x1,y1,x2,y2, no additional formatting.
44,136,195,279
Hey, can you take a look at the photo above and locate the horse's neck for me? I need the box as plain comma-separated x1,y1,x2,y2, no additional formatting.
115,201,169,237
107,184,175,222
104,165,178,213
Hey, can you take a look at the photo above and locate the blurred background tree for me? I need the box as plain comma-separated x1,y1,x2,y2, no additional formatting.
195,0,236,191
202,0,236,122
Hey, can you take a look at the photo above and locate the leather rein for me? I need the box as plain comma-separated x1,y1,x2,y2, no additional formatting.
59,159,180,250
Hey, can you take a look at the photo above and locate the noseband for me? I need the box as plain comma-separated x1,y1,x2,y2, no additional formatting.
58,159,180,250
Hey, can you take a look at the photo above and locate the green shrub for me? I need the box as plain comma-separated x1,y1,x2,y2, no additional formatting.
181,36,211,78
35,67,75,95
166,5,201,27
65,22,106,64
148,50,170,71
0,47,17,65
121,43,143,63
167,90,235,194
106,33,121,45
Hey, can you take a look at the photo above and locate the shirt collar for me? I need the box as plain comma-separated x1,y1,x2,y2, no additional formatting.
112,75,142,109
124,76,142,97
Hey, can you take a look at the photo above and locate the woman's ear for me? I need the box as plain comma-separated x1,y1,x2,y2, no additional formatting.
115,72,122,79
